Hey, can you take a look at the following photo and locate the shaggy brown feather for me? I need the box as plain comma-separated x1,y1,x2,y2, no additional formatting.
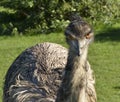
3,42,68,102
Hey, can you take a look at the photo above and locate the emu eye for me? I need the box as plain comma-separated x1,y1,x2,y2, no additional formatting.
85,33,92,39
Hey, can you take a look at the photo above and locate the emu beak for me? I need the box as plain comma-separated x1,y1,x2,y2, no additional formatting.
76,40,81,56
71,40,81,56
76,40,86,56
73,39,86,56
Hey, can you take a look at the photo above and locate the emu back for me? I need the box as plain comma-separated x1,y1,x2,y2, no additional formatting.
3,42,68,102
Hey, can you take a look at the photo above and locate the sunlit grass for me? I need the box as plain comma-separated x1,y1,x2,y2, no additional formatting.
89,41,120,102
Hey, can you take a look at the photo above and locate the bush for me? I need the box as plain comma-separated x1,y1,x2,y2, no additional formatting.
0,0,120,35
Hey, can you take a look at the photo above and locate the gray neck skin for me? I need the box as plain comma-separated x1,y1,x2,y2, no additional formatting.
56,46,88,102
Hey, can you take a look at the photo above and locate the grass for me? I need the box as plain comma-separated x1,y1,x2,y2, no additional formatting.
89,26,120,101
89,42,120,102
0,26,120,102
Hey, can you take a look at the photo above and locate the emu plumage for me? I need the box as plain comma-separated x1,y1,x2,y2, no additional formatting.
3,15,97,102
3,42,68,102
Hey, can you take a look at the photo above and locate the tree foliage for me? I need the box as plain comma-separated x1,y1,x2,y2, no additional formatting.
0,0,120,35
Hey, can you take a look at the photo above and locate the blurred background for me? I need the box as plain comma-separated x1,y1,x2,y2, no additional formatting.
0,0,120,35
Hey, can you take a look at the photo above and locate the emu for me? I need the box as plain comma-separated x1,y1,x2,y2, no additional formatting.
56,16,97,102
3,42,68,102
3,15,96,102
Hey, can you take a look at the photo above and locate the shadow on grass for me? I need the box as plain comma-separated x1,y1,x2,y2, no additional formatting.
113,86,120,90
95,28,120,42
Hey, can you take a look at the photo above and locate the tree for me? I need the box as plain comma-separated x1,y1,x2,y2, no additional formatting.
0,0,120,35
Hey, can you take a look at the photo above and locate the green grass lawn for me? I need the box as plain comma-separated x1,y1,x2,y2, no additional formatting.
0,26,120,102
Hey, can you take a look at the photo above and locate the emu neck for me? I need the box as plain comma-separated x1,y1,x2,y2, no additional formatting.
70,48,88,101
60,47,88,102
66,46,88,71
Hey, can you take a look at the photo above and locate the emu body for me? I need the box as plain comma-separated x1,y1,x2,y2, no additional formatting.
3,42,68,102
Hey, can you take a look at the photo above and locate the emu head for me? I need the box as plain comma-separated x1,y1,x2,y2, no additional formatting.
65,16,94,56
